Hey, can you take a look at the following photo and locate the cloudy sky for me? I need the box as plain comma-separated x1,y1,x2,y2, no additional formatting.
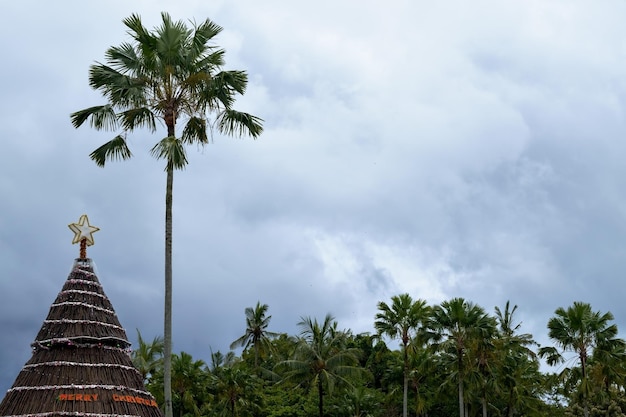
2,0,626,393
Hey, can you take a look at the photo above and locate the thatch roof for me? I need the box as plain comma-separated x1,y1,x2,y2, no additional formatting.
0,258,163,417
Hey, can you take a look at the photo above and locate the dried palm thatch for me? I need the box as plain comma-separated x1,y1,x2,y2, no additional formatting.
0,258,163,417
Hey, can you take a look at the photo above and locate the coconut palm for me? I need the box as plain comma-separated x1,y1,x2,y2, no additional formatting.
70,13,263,417
466,320,498,417
374,293,431,417
210,349,239,373
277,314,364,417
171,352,211,417
132,329,164,383
493,302,539,417
211,365,262,417
539,301,620,417
230,302,279,369
431,297,496,417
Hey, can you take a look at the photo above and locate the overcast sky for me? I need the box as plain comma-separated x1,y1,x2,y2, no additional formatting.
2,0,626,394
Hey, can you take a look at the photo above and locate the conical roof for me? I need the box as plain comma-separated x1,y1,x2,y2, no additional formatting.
0,257,163,417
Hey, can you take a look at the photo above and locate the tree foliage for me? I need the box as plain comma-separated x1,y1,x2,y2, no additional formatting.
138,298,624,417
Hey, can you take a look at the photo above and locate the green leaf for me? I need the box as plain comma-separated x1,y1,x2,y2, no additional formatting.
181,117,208,145
89,135,133,167
70,105,118,130
121,107,157,131
150,136,188,170
217,109,263,138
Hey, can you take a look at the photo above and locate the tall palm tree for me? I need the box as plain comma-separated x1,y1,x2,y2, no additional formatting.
170,352,211,417
70,13,263,417
431,297,496,417
407,343,436,416
132,329,164,383
466,320,498,417
374,293,431,417
539,301,620,417
230,302,279,368
493,302,538,417
277,314,364,417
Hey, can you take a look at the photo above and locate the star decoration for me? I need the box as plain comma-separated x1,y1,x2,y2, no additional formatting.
68,214,100,246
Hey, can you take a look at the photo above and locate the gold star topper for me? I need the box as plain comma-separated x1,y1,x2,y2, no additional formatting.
69,214,100,258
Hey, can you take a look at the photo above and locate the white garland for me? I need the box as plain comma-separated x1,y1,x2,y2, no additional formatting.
23,361,139,374
59,290,106,299
43,320,124,330
9,385,152,396
50,302,115,315
65,279,101,288
73,267,96,276
32,339,131,352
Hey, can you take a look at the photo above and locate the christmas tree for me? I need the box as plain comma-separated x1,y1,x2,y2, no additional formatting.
0,215,163,417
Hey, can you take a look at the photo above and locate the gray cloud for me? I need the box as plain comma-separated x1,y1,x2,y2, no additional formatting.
2,0,626,395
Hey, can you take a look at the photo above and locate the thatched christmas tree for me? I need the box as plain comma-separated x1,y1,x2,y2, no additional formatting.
0,215,163,417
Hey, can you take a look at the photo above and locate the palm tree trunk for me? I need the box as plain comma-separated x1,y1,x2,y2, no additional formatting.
164,164,174,417
481,396,487,417
458,354,464,417
458,381,464,417
403,343,408,417
254,344,259,369
506,389,514,417
318,378,324,417
581,354,589,417
403,373,408,417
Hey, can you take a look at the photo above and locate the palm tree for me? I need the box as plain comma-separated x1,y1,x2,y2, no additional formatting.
277,314,364,417
539,301,620,417
211,364,262,417
493,302,538,417
210,349,239,372
70,13,263,417
494,301,536,353
589,335,626,396
466,320,498,417
431,297,496,417
407,343,436,416
374,293,431,417
132,329,164,383
171,352,211,417
230,302,279,369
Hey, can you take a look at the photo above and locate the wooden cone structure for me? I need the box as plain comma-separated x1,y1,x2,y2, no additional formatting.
0,257,163,417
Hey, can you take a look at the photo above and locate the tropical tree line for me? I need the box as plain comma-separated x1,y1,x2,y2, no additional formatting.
132,297,626,417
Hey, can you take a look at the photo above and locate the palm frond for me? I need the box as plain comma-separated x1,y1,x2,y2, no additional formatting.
121,107,157,131
196,49,225,71
150,136,188,170
206,70,248,108
189,18,223,62
89,64,146,107
155,13,191,67
216,109,263,138
181,116,208,145
217,70,248,95
89,135,133,167
123,13,158,71
70,105,118,130
538,346,564,366
106,42,141,74
182,71,211,92
123,13,154,48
